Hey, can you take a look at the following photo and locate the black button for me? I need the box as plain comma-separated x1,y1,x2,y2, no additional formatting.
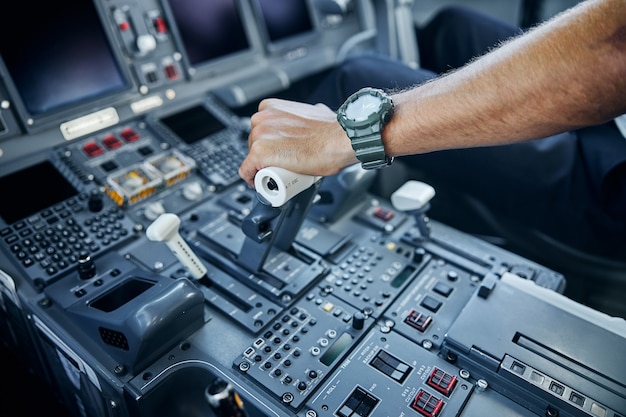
433,282,453,297
421,296,442,312
570,392,585,407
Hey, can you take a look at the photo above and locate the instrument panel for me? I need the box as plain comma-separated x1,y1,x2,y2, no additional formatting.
0,2,624,417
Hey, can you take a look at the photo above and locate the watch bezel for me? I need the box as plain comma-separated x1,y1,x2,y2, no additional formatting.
337,87,394,170
337,87,394,132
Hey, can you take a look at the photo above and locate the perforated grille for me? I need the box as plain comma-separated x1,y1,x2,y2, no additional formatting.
99,327,129,350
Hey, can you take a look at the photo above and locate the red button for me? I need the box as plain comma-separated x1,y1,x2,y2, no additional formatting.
121,128,140,142
103,134,123,149
83,141,104,157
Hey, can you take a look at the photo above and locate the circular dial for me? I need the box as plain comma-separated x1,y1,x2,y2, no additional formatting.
345,94,383,122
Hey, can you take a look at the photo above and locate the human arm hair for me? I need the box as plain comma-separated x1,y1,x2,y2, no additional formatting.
239,0,626,186
385,0,626,157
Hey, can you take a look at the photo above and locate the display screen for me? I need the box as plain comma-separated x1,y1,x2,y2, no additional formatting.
0,161,78,224
255,0,315,43
90,279,154,312
0,1,130,118
164,0,251,67
159,105,226,144
320,332,353,366
391,265,416,288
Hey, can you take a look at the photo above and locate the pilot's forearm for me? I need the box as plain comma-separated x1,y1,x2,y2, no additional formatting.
385,0,626,157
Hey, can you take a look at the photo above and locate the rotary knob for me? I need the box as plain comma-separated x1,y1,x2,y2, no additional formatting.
182,181,203,201
144,201,165,221
352,311,365,330
77,252,96,280
136,34,157,54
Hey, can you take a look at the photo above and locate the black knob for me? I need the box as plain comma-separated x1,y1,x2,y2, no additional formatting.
206,378,249,417
352,311,365,330
206,378,229,398
414,247,426,263
88,189,104,212
77,252,96,280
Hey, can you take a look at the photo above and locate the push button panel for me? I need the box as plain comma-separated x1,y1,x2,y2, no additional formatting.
233,293,372,410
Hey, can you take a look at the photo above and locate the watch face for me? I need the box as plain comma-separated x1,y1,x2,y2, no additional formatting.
345,93,383,122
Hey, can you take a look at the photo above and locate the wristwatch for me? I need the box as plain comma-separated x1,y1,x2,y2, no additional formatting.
337,87,395,170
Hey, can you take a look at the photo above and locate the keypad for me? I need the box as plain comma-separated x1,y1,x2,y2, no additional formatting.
185,131,246,189
323,245,414,316
1,196,133,284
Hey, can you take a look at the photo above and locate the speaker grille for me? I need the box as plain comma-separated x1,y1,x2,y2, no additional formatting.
99,327,129,350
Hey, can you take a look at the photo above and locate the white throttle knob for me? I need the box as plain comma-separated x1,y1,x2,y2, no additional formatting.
146,213,207,279
391,180,435,212
391,180,435,240
254,167,322,207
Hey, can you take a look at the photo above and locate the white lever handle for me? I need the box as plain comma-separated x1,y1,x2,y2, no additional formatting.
146,213,207,279
254,167,322,207
391,180,435,212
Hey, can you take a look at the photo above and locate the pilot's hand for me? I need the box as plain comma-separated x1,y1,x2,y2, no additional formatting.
238,98,357,188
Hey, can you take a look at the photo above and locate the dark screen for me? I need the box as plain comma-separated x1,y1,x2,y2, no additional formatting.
320,332,353,366
256,0,314,42
165,0,251,67
90,279,154,312
0,161,78,224
0,1,129,117
160,105,226,144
